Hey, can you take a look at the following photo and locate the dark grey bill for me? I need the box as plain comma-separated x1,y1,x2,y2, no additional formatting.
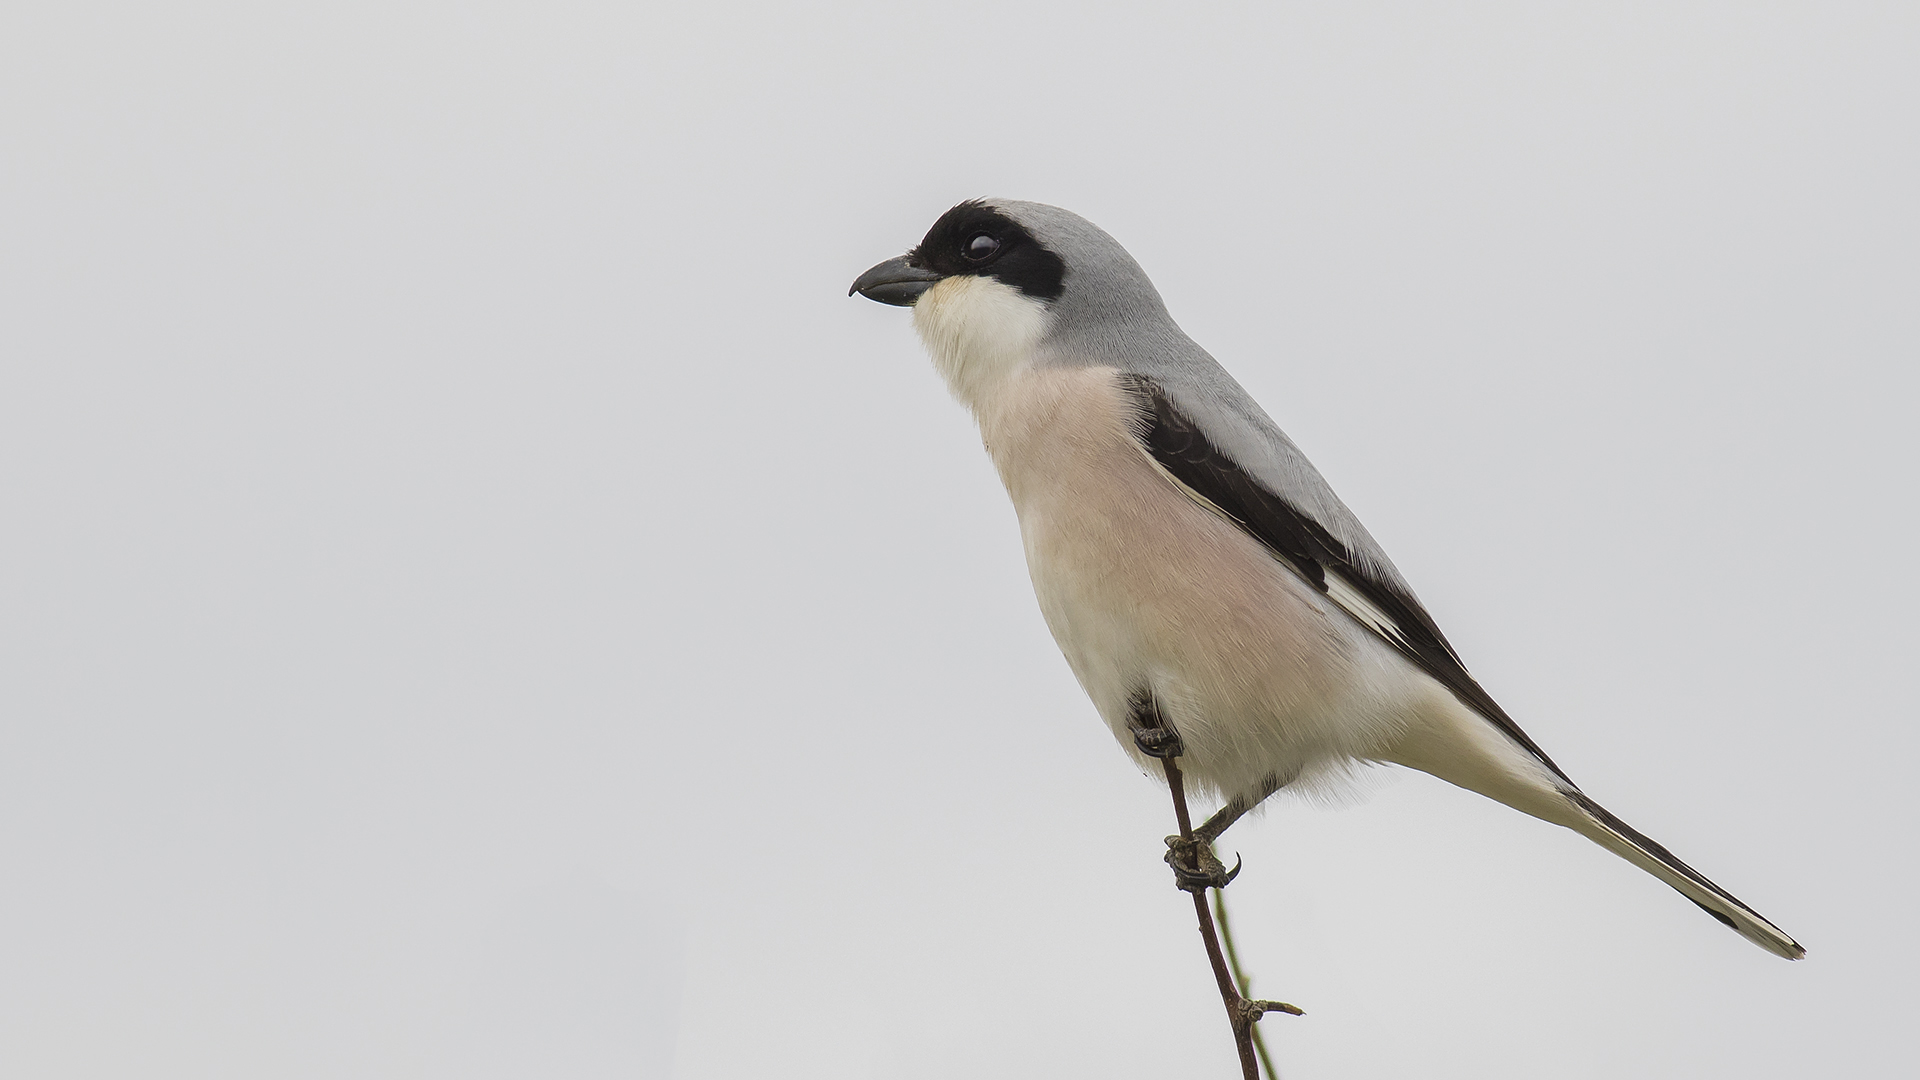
849,256,945,306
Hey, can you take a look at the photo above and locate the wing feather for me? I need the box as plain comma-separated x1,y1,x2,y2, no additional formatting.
1119,374,1569,782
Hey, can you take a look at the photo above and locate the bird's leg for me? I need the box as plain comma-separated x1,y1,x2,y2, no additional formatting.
1127,697,1240,892
1162,773,1290,891
1195,771,1290,847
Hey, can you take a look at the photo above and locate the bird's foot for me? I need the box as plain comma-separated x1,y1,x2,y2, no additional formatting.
1131,724,1184,759
1164,834,1241,892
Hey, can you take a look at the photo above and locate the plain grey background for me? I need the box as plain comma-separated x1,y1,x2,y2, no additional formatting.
3,2,1914,1077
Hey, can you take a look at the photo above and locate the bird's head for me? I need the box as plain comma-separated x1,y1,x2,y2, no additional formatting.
851,199,1173,405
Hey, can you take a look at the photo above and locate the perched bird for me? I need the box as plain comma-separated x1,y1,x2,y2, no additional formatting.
850,199,1802,960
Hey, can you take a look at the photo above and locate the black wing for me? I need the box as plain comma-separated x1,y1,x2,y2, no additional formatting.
1119,375,1569,781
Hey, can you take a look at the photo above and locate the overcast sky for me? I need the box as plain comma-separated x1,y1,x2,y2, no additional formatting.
3,2,1915,1077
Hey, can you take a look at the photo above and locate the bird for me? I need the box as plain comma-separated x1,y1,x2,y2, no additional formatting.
849,198,1802,960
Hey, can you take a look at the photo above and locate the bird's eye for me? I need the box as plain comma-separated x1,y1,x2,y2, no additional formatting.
964,233,1000,260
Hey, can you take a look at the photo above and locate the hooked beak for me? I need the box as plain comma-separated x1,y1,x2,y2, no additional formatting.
849,255,945,307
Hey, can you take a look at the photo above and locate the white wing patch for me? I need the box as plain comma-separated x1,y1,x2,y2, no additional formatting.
1324,570,1416,653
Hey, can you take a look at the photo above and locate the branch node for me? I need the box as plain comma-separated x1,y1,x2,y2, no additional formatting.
1244,998,1306,1020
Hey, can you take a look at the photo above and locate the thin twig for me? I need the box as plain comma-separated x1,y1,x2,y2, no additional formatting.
1158,755,1262,1080
1215,890,1281,1080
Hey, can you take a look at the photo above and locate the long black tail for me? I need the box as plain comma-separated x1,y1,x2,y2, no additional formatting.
1565,790,1804,959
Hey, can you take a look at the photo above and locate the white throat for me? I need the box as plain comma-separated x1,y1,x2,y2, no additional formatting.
911,275,1050,411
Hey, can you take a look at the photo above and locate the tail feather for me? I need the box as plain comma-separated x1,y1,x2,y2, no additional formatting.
1381,700,1803,958
1565,790,1804,960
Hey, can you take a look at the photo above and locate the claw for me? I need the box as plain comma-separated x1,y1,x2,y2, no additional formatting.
1131,724,1183,759
1164,835,1241,891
